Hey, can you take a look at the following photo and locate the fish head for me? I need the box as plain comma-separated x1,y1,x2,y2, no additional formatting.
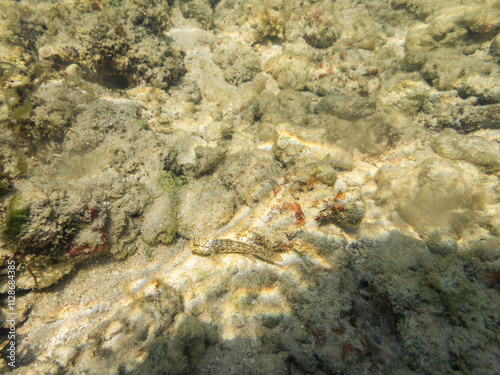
189,237,213,255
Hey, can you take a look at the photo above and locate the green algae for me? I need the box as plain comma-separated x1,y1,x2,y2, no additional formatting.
156,171,188,194
140,171,188,246
106,0,124,8
11,104,32,121
2,195,30,239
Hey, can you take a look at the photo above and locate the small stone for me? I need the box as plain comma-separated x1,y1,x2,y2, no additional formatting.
462,44,480,55
490,33,500,56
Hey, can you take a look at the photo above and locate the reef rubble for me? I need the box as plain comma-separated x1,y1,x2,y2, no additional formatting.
0,0,499,374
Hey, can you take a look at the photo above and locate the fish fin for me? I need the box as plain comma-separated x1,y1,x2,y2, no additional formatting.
252,251,283,263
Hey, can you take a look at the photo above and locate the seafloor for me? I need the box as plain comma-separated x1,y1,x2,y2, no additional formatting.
0,0,499,374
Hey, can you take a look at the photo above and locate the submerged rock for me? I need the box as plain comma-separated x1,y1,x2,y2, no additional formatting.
317,190,365,227
1,0,500,374
164,130,226,178
272,124,354,170
432,128,500,174
314,93,376,120
178,176,236,238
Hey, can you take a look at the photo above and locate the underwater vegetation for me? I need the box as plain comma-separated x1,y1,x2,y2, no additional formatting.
0,0,499,374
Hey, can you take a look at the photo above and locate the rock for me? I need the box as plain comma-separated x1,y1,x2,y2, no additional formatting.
355,119,401,156
107,182,151,259
178,177,236,238
420,90,466,115
431,128,500,174
490,33,500,56
295,156,337,187
3,1,500,374
272,124,354,170
35,0,184,89
180,0,215,28
255,353,289,375
218,149,282,203
181,82,202,104
32,84,88,141
51,345,78,368
268,55,311,91
277,89,311,125
254,91,284,125
420,52,489,92
317,189,365,227
401,50,428,72
374,165,419,210
212,0,286,44
404,4,500,52
420,90,500,132
436,104,500,133
378,75,430,115
164,130,226,178
67,99,143,154
301,5,339,49
462,44,480,55
212,40,261,86
415,158,470,213
141,194,178,245
314,93,376,119
455,75,500,104
16,261,75,290
422,227,458,256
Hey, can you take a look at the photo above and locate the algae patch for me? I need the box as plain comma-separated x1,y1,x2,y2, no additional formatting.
2,195,30,239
